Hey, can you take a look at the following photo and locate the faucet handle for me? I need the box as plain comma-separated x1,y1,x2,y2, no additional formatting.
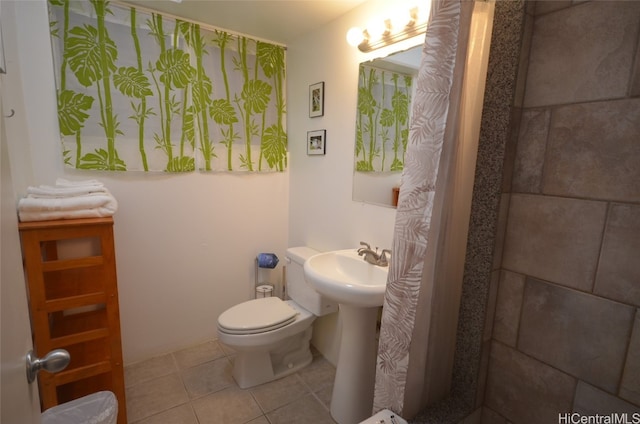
379,249,392,266
359,241,371,249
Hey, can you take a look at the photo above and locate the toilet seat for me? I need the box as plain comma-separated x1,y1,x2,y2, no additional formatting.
218,297,298,335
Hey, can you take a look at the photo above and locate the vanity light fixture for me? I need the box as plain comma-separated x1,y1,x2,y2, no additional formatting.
347,4,429,52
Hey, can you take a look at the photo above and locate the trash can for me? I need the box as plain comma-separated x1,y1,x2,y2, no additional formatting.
359,409,408,424
42,391,117,424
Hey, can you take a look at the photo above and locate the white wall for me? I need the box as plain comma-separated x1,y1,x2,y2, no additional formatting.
3,0,289,365
286,0,424,361
3,0,422,366
287,1,422,254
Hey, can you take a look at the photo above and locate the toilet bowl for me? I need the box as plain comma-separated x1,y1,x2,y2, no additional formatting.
217,247,337,389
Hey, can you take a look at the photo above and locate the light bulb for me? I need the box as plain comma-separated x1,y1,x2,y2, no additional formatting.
366,19,388,41
389,9,413,32
415,1,432,25
346,27,365,47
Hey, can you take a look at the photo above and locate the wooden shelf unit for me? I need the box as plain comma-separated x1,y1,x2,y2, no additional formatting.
19,217,127,424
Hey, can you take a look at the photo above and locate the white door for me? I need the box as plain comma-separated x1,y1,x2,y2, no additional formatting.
0,81,42,423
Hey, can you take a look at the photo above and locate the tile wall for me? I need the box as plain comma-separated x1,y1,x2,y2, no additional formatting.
484,1,640,422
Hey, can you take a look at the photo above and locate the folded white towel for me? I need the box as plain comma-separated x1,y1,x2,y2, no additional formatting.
27,185,109,198
18,208,116,222
18,179,118,222
18,194,117,213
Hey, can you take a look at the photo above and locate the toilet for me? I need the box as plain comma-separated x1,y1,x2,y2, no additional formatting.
217,246,337,389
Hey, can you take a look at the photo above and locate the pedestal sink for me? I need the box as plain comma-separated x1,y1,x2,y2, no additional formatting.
303,249,389,424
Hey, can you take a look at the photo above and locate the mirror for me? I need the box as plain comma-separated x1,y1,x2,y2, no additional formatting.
352,44,422,208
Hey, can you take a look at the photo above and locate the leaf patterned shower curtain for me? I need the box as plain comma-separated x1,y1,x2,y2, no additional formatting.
373,0,473,417
48,0,287,173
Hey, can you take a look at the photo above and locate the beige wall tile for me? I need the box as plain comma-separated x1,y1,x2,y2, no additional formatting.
518,278,636,393
503,194,607,291
512,109,549,194
485,341,576,424
481,406,508,424
475,340,492,409
460,407,482,424
631,36,640,97
594,203,640,307
534,1,572,16
493,271,525,347
492,194,510,271
574,381,640,414
502,107,522,193
620,311,640,406
542,99,640,202
484,272,500,342
524,1,640,107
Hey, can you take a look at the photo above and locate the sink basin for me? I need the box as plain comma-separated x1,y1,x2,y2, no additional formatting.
303,249,389,307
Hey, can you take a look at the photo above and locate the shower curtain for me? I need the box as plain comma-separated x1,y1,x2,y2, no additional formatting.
373,0,474,417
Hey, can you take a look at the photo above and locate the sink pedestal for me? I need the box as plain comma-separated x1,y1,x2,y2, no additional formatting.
330,304,380,424
303,249,388,424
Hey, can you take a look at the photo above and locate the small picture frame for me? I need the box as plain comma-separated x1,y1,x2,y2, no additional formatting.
307,130,326,155
309,82,324,118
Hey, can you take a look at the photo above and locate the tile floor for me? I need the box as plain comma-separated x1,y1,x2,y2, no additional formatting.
124,339,338,424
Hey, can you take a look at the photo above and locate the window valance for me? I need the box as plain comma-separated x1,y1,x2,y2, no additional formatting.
48,0,287,173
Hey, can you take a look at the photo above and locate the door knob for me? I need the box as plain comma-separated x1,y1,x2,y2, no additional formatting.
26,349,70,383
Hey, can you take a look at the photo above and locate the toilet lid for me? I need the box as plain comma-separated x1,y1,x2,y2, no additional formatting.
218,297,298,335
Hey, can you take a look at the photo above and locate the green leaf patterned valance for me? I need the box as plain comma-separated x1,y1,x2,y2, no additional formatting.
355,64,412,173
48,0,287,173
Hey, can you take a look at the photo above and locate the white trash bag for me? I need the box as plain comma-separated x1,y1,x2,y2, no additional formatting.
359,409,408,424
42,391,117,424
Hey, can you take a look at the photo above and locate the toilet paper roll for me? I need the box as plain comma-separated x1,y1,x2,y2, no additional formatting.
257,253,279,269
256,284,274,298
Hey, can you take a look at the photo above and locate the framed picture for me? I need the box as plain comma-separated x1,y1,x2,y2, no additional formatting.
309,82,324,118
307,130,326,155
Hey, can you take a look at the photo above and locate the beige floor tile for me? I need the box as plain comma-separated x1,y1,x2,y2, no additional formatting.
266,394,336,424
173,340,226,370
314,386,333,410
125,339,337,423
126,373,189,423
246,417,270,424
298,356,336,393
124,354,177,387
192,386,263,424
218,340,237,357
249,374,310,412
181,356,235,399
134,404,198,424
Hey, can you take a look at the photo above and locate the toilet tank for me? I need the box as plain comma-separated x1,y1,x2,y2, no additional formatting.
286,247,338,316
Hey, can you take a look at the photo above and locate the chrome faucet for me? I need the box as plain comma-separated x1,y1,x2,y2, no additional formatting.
357,242,391,267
